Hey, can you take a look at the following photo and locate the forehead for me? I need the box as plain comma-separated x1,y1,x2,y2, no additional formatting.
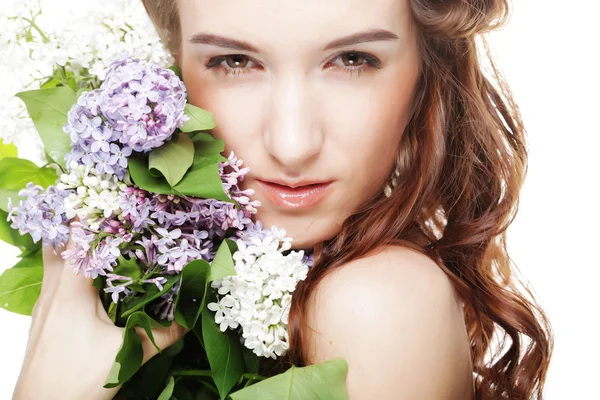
177,0,412,52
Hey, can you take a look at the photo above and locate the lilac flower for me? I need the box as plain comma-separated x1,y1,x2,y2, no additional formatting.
143,276,168,292
104,274,134,303
8,183,71,248
63,56,189,179
219,152,261,215
157,238,202,272
61,222,100,278
107,143,132,170
153,281,180,321
91,236,123,274
135,236,158,268
100,56,189,153
90,127,113,153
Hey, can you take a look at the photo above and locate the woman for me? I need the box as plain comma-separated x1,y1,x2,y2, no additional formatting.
13,0,554,399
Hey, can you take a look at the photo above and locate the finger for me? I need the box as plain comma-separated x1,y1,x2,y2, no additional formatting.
55,223,99,304
28,242,68,352
40,242,65,298
137,321,190,364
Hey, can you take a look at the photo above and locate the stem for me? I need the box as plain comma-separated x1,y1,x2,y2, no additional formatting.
21,17,49,43
242,373,266,381
172,370,267,382
171,369,212,377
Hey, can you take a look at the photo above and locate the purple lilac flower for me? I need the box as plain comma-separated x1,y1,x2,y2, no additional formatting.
7,183,71,248
219,152,261,215
101,56,189,153
61,222,99,278
91,236,123,274
104,274,134,303
157,237,203,273
153,281,180,321
63,56,189,179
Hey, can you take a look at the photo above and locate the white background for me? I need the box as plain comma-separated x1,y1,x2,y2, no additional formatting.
1,1,599,399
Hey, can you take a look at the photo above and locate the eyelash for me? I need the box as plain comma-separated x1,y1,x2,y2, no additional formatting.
204,51,382,78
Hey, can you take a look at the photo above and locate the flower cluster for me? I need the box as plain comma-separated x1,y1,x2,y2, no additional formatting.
57,162,127,229
64,56,189,177
61,222,123,279
208,223,312,359
0,0,171,162
7,182,71,248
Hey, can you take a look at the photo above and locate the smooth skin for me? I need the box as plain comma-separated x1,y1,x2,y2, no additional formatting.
13,0,474,398
305,246,474,399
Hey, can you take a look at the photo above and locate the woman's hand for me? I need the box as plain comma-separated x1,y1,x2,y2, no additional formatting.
12,230,188,400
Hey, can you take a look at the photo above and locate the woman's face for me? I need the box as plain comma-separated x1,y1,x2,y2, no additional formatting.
177,0,420,249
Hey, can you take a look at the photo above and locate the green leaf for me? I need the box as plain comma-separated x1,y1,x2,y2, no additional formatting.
104,311,163,388
120,274,179,319
0,188,21,212
112,255,142,280
157,376,176,400
229,358,349,400
0,249,43,315
128,154,177,195
202,300,244,400
180,103,216,133
174,260,210,329
0,209,36,250
66,77,78,92
191,133,227,169
242,347,261,374
117,354,174,399
173,163,232,202
0,139,18,160
209,239,237,283
192,323,205,351
0,157,58,190
15,87,77,169
128,143,231,202
148,132,195,187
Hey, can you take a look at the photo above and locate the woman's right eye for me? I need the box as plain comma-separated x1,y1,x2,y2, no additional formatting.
205,54,260,77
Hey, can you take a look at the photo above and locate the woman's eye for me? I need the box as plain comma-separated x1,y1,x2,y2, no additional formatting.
327,52,382,77
205,51,381,78
205,54,258,77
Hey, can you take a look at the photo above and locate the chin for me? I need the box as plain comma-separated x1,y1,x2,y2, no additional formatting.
252,211,343,251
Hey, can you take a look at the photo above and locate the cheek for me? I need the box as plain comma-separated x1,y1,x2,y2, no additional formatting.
321,73,417,186
181,59,264,155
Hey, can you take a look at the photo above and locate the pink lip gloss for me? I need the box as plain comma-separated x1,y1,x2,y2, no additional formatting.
256,180,334,209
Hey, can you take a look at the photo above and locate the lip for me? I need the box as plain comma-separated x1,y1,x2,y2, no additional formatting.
256,179,334,209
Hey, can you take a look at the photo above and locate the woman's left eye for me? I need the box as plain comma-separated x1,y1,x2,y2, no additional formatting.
205,51,381,78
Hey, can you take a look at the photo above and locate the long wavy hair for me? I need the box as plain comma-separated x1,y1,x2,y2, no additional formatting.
142,0,554,398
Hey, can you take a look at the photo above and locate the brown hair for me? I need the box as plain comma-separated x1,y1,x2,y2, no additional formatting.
142,0,554,398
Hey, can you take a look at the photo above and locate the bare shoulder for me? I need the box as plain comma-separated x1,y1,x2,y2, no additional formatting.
304,245,474,399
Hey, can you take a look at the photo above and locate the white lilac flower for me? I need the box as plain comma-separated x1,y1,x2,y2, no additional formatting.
57,162,127,229
0,0,172,165
207,226,311,359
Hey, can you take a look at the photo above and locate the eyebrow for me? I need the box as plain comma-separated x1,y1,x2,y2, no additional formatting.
188,29,399,52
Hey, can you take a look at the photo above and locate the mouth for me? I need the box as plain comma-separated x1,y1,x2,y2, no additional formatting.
256,179,334,209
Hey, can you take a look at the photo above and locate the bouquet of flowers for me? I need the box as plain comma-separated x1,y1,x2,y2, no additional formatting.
0,2,348,399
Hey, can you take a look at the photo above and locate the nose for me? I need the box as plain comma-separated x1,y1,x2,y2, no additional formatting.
263,73,323,175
